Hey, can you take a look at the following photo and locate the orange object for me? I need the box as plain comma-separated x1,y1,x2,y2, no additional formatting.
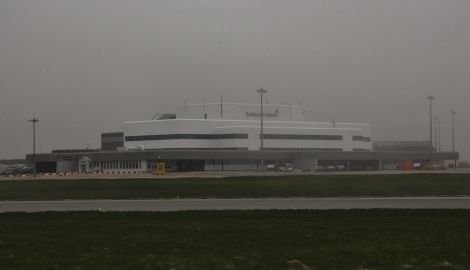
398,160,414,170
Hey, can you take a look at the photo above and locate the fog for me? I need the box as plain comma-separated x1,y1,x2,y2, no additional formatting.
1,0,469,160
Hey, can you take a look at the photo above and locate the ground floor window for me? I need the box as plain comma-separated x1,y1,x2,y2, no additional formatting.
99,160,142,170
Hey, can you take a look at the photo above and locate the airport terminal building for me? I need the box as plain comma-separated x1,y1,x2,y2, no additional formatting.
27,102,458,173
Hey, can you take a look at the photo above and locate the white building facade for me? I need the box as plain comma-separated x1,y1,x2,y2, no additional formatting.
124,103,372,153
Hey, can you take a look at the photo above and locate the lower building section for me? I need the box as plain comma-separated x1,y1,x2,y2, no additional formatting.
25,149,459,174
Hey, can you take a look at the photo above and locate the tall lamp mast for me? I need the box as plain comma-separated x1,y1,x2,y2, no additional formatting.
29,117,39,177
452,110,456,170
426,96,435,163
257,88,268,169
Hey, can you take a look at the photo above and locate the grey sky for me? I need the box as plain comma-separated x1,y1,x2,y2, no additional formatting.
1,0,469,160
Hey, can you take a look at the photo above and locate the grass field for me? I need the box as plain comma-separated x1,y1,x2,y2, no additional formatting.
1,174,470,201
1,210,469,270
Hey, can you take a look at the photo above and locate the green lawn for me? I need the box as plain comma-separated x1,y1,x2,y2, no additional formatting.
1,210,469,270
1,174,470,201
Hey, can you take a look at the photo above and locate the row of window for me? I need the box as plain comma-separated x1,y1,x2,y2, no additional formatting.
125,133,370,142
125,134,248,142
93,160,142,170
352,148,371,152
352,136,371,142
206,160,259,165
261,134,342,141
101,132,124,138
263,148,343,152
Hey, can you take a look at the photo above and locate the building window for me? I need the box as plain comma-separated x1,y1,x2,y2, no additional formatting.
261,134,343,141
353,136,364,141
264,148,343,152
125,133,249,142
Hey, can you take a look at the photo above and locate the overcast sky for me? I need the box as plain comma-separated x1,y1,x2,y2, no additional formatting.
1,0,469,160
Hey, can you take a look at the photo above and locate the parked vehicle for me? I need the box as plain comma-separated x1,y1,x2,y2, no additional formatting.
266,163,294,172
327,165,336,171
279,163,294,172
266,164,276,171
278,163,294,173
424,164,441,170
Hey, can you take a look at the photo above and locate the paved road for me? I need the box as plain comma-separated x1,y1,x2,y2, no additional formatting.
2,197,470,212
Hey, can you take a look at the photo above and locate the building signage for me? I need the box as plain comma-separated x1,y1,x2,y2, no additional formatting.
245,109,279,118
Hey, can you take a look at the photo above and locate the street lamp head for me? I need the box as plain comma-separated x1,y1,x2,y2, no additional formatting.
257,88,268,94
427,95,435,101
29,117,39,123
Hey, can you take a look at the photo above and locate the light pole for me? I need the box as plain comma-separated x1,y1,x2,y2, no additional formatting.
257,88,268,169
434,116,440,152
438,119,441,152
452,110,456,169
426,96,435,164
29,117,39,177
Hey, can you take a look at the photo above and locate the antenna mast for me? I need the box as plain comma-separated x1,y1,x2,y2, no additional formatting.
220,94,223,119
